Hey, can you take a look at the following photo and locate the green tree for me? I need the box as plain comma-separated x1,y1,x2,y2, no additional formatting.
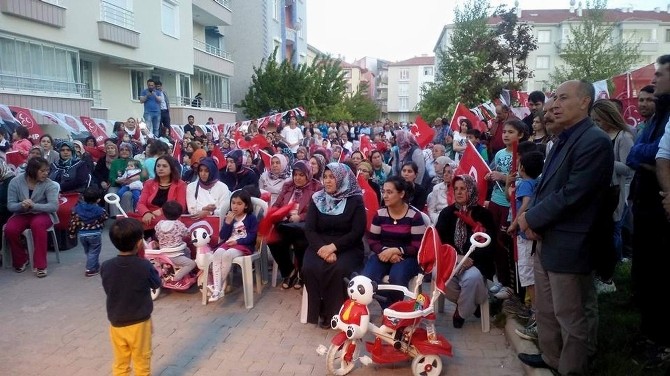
238,49,347,120
494,7,538,90
343,81,379,122
418,0,502,121
549,0,641,87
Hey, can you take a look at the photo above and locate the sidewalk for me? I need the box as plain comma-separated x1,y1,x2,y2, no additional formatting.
0,226,526,375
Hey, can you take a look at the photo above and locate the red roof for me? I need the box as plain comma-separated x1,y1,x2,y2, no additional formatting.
487,8,670,24
389,56,435,66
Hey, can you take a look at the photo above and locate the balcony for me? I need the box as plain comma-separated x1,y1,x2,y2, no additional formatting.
638,41,659,52
0,73,102,107
0,0,65,28
192,0,231,26
98,0,139,48
193,39,234,77
170,96,235,125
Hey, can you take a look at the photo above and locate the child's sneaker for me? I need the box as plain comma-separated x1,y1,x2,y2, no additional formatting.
488,281,503,294
208,291,222,302
85,269,99,277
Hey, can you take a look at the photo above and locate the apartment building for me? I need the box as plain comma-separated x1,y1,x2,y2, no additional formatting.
226,0,307,120
434,5,670,92
387,56,434,123
339,61,374,98
0,0,237,138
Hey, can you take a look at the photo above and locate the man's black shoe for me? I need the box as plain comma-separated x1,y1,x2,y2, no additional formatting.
518,353,555,370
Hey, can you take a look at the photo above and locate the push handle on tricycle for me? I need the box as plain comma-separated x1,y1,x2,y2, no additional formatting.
469,232,491,249
104,193,128,218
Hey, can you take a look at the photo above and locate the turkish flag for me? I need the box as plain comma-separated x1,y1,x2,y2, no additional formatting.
409,115,435,149
359,134,373,158
210,145,227,170
454,141,491,205
80,116,108,146
417,226,458,293
172,140,182,163
258,149,272,173
170,124,184,142
258,203,295,243
450,102,485,133
9,106,41,143
5,150,26,168
357,172,379,231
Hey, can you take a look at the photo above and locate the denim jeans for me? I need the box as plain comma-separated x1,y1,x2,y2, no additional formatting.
143,111,160,137
363,254,421,308
117,186,141,210
80,232,102,272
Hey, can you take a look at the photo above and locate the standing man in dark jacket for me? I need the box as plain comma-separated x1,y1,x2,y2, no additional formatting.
627,54,670,362
516,80,614,375
156,81,170,137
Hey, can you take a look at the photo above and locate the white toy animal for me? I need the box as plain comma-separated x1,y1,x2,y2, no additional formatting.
191,228,213,270
331,274,377,339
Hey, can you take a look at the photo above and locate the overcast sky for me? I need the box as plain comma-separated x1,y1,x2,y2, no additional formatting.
306,0,670,63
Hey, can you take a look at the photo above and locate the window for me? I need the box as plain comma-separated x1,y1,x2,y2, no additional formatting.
399,68,409,80
345,83,352,93
100,0,134,30
536,56,550,70
297,17,303,39
399,113,409,123
272,0,279,20
343,69,351,79
130,70,145,100
537,30,551,44
399,97,409,111
0,35,80,94
178,73,190,105
273,40,282,62
196,70,230,110
398,83,409,96
666,29,670,43
622,29,655,43
161,0,179,38
423,66,433,76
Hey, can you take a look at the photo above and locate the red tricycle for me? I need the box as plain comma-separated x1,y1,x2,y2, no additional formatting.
319,229,491,376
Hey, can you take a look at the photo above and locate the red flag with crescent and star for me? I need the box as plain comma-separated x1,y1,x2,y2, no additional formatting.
409,115,435,149
356,172,379,230
454,141,491,205
359,134,373,159
450,102,486,133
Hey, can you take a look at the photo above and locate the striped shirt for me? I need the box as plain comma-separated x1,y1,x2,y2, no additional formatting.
367,206,426,257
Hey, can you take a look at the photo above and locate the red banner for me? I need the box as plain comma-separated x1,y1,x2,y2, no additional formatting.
211,145,227,170
359,135,373,159
80,116,108,146
258,149,272,173
357,172,379,231
454,141,490,205
9,106,41,143
409,115,436,148
612,63,655,128
172,140,182,163
5,151,26,169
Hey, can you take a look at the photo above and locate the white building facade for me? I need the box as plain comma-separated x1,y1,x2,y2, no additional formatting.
387,56,434,123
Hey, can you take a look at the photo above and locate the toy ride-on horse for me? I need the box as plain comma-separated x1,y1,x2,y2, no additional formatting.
319,227,491,376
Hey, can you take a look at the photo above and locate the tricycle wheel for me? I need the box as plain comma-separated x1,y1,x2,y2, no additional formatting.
411,354,442,376
326,339,359,375
150,286,161,301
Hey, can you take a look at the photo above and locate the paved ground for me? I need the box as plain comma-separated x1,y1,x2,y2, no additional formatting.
0,225,526,376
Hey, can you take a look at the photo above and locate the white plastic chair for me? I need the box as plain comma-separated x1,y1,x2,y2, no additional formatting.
228,198,267,309
2,218,60,270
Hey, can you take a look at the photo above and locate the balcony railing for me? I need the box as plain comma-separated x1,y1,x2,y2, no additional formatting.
175,96,231,111
212,0,231,9
193,39,232,61
0,74,102,106
100,0,134,30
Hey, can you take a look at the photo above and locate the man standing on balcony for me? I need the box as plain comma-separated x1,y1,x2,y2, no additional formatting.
156,81,170,138
139,79,163,138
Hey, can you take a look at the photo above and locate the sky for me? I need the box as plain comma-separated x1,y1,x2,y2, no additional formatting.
306,0,669,63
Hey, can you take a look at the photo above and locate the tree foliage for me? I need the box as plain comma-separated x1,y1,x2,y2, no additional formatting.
238,49,349,121
343,81,379,122
418,0,537,121
549,0,641,87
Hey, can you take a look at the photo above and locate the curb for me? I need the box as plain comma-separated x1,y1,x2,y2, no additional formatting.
505,317,555,376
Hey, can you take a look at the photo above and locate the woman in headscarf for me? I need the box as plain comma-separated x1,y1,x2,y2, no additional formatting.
295,146,309,162
17,146,44,175
92,139,118,191
435,175,496,328
302,163,367,328
391,129,426,186
49,141,91,193
356,160,382,204
107,142,137,217
259,153,291,206
370,149,391,187
73,140,95,175
309,153,326,183
219,149,259,192
268,160,322,290
427,162,456,224
186,157,231,219
363,176,425,307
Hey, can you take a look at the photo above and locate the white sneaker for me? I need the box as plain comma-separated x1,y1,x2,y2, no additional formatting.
489,282,503,294
208,291,222,302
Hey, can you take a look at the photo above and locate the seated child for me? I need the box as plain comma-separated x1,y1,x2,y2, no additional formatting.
466,129,489,163
116,159,143,209
209,189,258,302
153,201,196,285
